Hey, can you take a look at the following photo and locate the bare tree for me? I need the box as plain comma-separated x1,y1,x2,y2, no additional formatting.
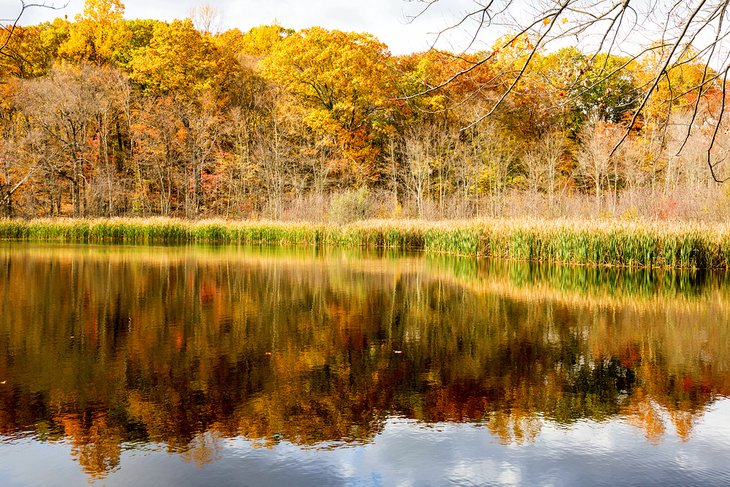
246,100,300,219
17,65,107,217
574,116,623,212
183,94,223,218
408,0,730,181
131,96,186,216
471,122,519,217
522,129,566,203
190,3,221,35
403,125,435,217
0,107,43,216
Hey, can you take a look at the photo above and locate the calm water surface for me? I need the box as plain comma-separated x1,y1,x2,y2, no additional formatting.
0,243,729,486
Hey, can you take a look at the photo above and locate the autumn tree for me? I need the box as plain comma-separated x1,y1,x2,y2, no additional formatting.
250,99,301,219
0,21,69,79
261,27,397,185
128,18,239,98
113,18,164,68
235,24,290,58
468,122,520,216
4,3,730,219
125,18,245,217
130,96,187,215
58,0,130,65
181,93,225,217
17,63,128,216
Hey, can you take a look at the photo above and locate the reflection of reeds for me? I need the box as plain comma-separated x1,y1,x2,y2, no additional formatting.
2,217,730,268
3,242,728,311
424,255,730,311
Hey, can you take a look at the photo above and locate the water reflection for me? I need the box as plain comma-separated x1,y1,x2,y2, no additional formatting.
0,243,728,481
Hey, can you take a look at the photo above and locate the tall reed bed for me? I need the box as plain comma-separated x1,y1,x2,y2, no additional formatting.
1,217,729,269
0,219,322,246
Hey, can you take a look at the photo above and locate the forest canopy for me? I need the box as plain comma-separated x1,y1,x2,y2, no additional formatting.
1,0,729,221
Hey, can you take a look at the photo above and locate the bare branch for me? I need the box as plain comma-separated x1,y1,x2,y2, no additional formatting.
608,0,711,159
708,66,730,183
406,0,730,184
676,1,728,155
0,1,66,55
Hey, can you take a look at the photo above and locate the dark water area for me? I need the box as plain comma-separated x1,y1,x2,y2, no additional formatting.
0,243,729,486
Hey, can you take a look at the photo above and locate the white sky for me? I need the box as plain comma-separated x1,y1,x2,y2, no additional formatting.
1,0,482,55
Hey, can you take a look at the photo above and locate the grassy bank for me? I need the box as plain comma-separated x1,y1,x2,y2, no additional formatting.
1,217,729,269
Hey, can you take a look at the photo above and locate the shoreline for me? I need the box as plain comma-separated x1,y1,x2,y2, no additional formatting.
0,217,728,269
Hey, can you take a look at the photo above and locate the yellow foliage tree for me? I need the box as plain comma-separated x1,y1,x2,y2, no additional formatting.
261,27,397,183
58,0,131,65
128,19,239,98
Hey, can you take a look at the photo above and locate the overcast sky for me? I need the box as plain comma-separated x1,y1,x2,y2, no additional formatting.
2,0,481,54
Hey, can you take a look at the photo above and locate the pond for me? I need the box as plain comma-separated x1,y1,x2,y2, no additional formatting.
0,243,729,486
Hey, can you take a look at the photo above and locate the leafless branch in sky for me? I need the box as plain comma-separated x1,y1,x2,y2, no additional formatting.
1,1,66,55
408,0,730,181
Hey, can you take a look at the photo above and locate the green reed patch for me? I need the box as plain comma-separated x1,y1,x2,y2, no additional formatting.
1,218,728,269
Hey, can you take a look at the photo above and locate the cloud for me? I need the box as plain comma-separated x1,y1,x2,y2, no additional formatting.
3,0,485,54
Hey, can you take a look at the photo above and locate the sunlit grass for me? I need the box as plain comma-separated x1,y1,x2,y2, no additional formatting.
1,217,728,269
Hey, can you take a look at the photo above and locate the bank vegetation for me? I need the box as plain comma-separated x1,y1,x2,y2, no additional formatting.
2,1,730,223
2,217,730,269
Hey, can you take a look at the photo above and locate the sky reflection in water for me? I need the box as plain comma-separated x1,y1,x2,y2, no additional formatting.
2,406,730,486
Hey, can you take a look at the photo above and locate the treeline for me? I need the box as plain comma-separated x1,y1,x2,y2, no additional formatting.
1,0,727,221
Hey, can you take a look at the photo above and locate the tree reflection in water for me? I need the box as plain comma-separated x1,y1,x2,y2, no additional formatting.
0,244,728,479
